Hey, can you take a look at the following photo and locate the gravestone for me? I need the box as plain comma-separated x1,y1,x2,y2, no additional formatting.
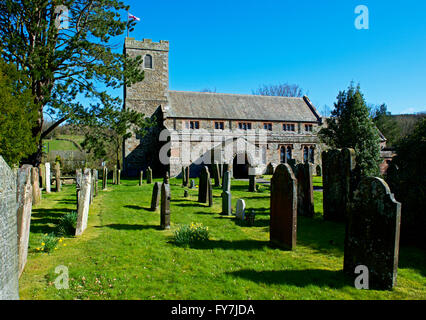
76,169,83,210
93,169,98,197
266,163,276,175
147,167,153,184
161,175,171,230
139,170,143,186
45,162,51,193
287,159,297,173
0,156,19,300
322,148,356,222
150,182,161,211
181,167,187,187
40,163,46,190
270,163,297,250
90,169,95,203
117,169,121,185
16,166,32,278
221,171,232,216
316,164,322,177
102,166,108,190
112,165,117,185
344,177,401,290
55,162,61,192
198,166,210,203
249,174,256,192
189,180,195,189
296,163,314,218
212,162,221,187
236,199,246,220
207,178,213,207
185,166,190,187
184,190,189,198
31,167,42,205
75,169,92,236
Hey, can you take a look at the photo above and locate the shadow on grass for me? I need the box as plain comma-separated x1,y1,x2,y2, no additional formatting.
99,224,162,231
228,269,349,288
31,208,75,234
123,205,152,212
398,246,426,277
185,239,270,251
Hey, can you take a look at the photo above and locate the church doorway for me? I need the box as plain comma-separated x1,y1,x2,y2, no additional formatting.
233,153,250,179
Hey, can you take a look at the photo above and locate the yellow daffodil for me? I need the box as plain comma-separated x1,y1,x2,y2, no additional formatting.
41,242,45,246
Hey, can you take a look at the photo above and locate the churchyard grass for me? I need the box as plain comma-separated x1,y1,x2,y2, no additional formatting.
19,178,426,300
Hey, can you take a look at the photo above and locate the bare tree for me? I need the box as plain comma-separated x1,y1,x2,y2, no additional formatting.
252,83,305,97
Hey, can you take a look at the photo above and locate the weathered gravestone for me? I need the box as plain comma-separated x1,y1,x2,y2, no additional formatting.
266,163,276,175
102,166,108,190
16,166,32,278
189,179,195,189
161,175,171,230
117,169,121,185
221,171,232,216
90,169,96,203
322,148,356,222
139,170,144,186
185,166,190,186
287,159,297,173
93,169,98,197
207,178,213,207
344,177,401,290
296,163,314,218
76,169,82,210
184,190,189,198
212,162,221,187
316,164,322,177
30,167,41,205
55,162,61,192
181,167,188,187
40,163,46,190
248,174,256,192
75,169,92,236
147,167,153,184
45,162,51,193
270,163,297,250
236,199,246,220
0,156,19,300
113,165,117,185
198,166,210,204
150,182,161,211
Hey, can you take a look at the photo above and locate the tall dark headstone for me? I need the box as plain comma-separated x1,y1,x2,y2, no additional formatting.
207,178,213,207
93,169,98,197
344,177,401,290
181,167,187,187
270,164,297,250
55,162,61,192
248,174,256,192
0,156,19,300
296,163,314,217
102,166,108,190
185,166,190,187
161,174,171,229
316,164,322,177
139,170,143,186
212,162,221,187
322,148,356,222
150,182,161,211
221,171,232,216
147,167,153,184
198,166,210,203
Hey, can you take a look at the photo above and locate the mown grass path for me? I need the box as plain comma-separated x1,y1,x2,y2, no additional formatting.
19,178,426,300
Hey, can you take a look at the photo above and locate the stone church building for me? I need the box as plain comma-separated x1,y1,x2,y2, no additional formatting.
123,38,324,178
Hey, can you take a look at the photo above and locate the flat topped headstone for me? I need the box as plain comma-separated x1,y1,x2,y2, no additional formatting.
150,182,161,211
198,166,210,203
296,162,314,218
270,163,297,250
45,162,51,193
212,162,221,187
207,178,213,207
248,174,256,192
0,156,19,300
75,169,92,236
236,199,246,220
55,162,61,192
102,167,108,190
344,177,401,290
221,171,232,216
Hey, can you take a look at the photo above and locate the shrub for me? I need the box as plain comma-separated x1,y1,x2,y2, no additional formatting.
56,211,78,236
174,223,209,246
37,233,59,253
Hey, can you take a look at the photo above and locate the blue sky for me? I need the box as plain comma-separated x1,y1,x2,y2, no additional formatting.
117,0,426,115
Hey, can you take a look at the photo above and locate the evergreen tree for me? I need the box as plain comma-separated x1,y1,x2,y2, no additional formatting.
371,103,401,148
319,83,382,176
0,59,38,166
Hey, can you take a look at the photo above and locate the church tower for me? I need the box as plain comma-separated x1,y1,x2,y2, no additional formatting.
123,38,170,176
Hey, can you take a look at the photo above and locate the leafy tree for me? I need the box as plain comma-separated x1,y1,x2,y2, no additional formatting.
0,59,38,166
319,83,381,177
386,118,426,247
80,107,153,170
252,83,305,97
0,0,145,166
371,103,401,148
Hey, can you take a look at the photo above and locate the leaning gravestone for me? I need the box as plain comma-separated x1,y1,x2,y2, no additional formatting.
270,163,297,250
147,167,153,184
55,162,61,192
16,166,32,278
198,166,210,203
0,156,19,300
102,166,108,190
45,162,51,193
296,163,314,217
322,148,356,222
344,177,401,290
75,169,92,236
150,182,161,211
30,167,41,205
221,171,232,216
236,199,246,220
161,175,171,230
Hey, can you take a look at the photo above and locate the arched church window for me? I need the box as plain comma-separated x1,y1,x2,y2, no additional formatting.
280,146,286,163
287,146,292,162
309,147,315,163
144,54,153,69
303,146,309,163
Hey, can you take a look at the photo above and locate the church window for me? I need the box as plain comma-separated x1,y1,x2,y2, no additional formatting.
304,146,309,163
238,122,252,130
144,54,153,69
287,146,292,161
283,123,295,132
263,123,272,131
190,121,200,130
305,124,313,132
309,147,315,163
214,121,224,130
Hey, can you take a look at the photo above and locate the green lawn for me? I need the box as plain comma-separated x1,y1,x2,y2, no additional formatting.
43,135,85,152
19,178,426,300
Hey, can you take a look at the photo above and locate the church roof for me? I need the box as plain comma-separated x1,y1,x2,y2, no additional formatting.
165,91,321,123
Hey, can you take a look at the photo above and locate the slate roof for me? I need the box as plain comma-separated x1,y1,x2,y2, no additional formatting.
165,91,321,123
